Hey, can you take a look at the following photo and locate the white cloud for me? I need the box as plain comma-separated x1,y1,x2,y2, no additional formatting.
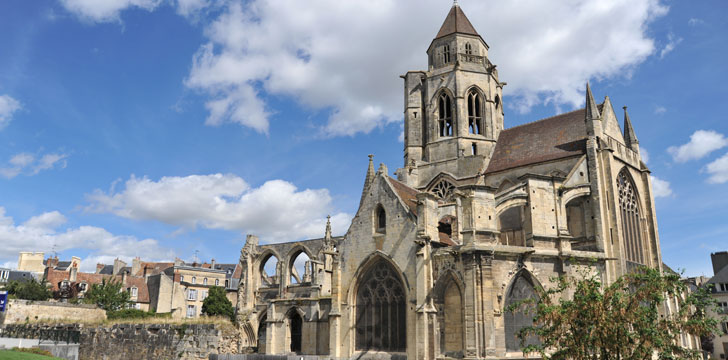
0,207,174,272
0,151,68,179
639,146,650,163
85,174,352,243
0,94,21,130
183,0,668,135
59,0,668,136
667,130,728,163
59,0,161,23
688,18,704,26
705,152,728,184
654,105,666,114
659,33,682,59
176,0,210,18
650,175,673,198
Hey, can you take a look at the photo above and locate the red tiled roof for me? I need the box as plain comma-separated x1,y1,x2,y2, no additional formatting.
45,268,150,303
387,177,420,215
136,262,174,277
485,108,590,174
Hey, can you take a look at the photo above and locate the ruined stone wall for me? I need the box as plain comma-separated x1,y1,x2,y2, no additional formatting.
0,323,241,360
0,300,106,324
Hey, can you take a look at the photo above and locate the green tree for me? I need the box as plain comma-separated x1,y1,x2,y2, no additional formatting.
1,278,51,301
201,286,234,320
82,278,130,311
511,266,722,360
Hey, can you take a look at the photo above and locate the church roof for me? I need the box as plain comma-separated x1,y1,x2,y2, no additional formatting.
434,4,480,40
485,106,602,174
387,177,420,216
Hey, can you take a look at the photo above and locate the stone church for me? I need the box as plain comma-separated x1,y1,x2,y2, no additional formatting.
234,3,665,359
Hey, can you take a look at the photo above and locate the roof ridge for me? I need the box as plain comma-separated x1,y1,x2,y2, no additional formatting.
503,108,585,132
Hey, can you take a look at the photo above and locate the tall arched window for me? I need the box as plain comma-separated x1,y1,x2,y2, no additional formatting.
259,254,279,287
467,90,483,135
464,43,473,55
355,259,406,352
618,170,645,267
438,93,453,137
442,45,451,64
504,273,541,352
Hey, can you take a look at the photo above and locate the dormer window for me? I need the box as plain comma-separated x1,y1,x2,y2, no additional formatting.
130,287,138,298
438,93,453,137
203,278,208,286
191,276,196,285
465,43,473,55
442,45,451,64
467,90,483,135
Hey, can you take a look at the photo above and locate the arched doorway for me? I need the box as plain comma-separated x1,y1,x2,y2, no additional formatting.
257,314,267,354
288,311,302,353
504,273,541,351
355,258,406,352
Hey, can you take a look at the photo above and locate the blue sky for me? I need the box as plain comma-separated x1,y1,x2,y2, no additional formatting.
0,0,725,276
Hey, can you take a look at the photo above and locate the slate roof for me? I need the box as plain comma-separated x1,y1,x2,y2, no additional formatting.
97,265,114,275
485,106,600,174
55,261,72,271
8,270,36,282
435,4,480,40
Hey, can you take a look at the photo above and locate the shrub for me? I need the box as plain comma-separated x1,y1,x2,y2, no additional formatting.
82,279,130,312
106,309,171,320
201,286,234,321
2,278,51,301
11,347,54,356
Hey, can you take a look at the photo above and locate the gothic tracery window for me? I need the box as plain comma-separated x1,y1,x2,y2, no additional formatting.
431,180,455,200
438,93,453,137
442,44,451,64
464,42,473,55
618,170,645,267
356,260,406,352
504,274,541,351
467,90,483,135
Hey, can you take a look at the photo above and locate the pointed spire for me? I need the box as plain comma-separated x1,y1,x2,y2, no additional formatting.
623,106,639,148
324,215,332,241
359,155,375,206
434,2,479,40
585,82,601,120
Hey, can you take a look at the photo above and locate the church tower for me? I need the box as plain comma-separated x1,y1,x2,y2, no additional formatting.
399,2,504,190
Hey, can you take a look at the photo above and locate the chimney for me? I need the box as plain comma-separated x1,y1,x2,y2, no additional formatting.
70,264,78,282
174,258,184,267
712,252,728,275
113,258,127,276
70,256,81,271
96,263,104,273
211,259,216,269
121,271,127,286
132,257,141,276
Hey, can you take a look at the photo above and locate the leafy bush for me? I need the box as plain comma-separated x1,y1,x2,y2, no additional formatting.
106,309,171,320
82,279,130,311
201,286,234,321
2,278,51,301
510,266,722,360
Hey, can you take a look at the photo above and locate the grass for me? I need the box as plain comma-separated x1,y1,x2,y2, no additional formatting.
0,349,62,359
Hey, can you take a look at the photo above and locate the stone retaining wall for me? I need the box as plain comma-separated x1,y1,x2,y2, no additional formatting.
0,323,241,360
0,299,106,324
